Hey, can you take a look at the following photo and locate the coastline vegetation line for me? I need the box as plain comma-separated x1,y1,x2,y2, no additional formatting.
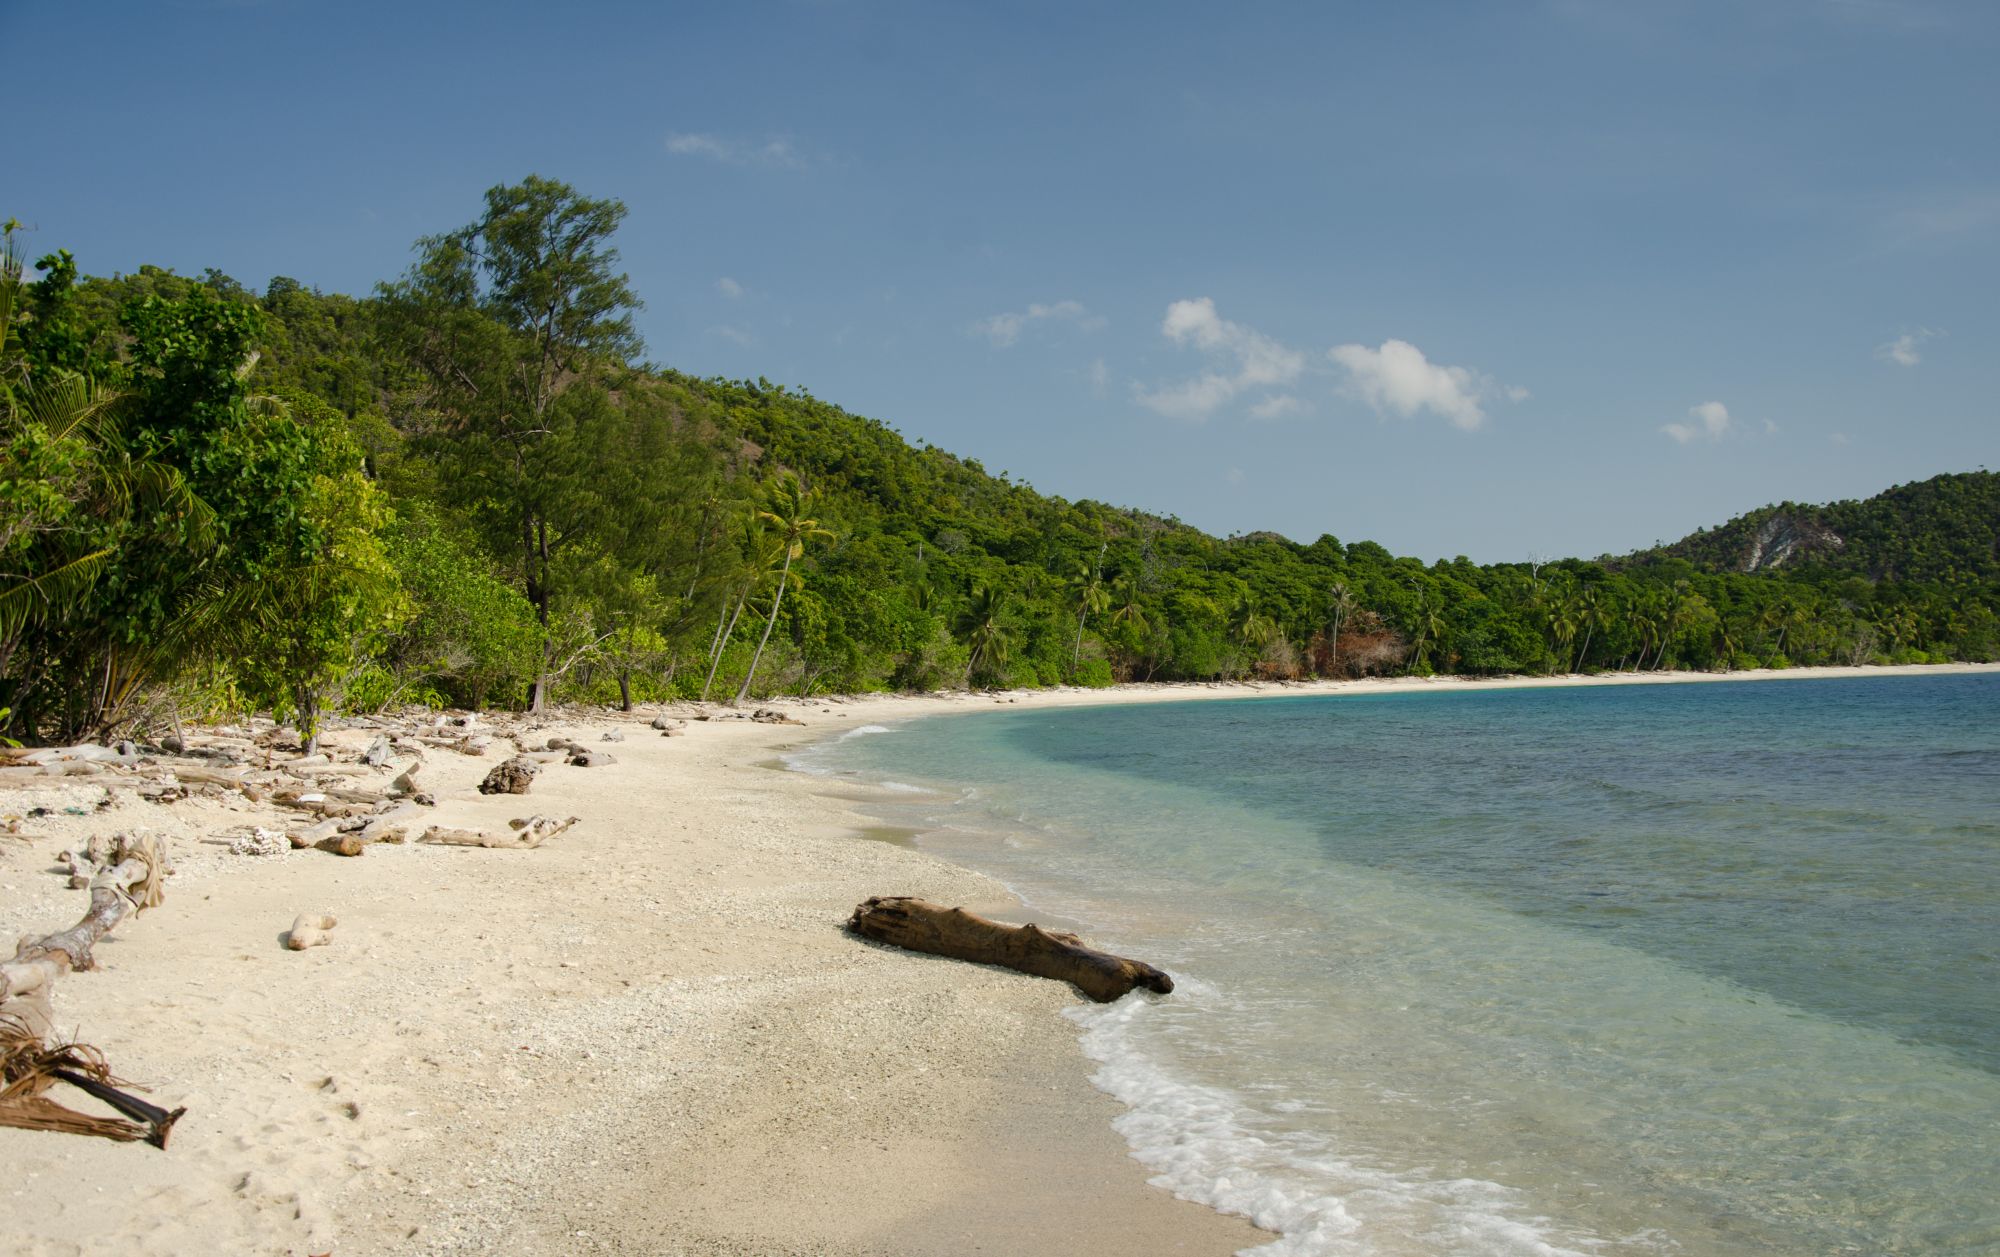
2,191,1997,745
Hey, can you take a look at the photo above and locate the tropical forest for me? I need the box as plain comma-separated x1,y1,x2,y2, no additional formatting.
5,177,1998,747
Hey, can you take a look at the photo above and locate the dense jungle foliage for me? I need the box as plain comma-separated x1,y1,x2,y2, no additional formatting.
3,180,1996,745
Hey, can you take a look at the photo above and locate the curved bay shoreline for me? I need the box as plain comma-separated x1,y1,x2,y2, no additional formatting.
2,662,1992,1255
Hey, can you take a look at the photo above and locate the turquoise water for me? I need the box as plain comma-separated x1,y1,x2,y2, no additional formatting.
798,674,2000,1255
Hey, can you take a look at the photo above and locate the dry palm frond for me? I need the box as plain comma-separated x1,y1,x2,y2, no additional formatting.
0,1014,182,1148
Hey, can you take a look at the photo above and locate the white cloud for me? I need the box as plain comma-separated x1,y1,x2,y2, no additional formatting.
1877,327,1942,366
1135,373,1239,421
1225,467,1247,486
706,324,754,347
1329,338,1507,431
717,277,745,300
665,132,807,169
1088,358,1109,395
973,300,1104,348
1136,298,1305,421
1662,400,1733,444
1248,394,1307,420
1831,432,1852,446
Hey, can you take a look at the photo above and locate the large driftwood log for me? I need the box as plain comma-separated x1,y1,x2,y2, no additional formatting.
0,834,168,1009
846,896,1173,1003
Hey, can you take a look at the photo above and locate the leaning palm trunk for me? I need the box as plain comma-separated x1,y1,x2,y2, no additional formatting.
733,552,792,706
701,586,751,701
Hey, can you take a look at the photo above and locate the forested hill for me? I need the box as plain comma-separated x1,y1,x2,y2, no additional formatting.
3,178,1998,745
1626,473,2000,583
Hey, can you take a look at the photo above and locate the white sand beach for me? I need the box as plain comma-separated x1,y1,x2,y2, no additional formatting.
2,662,1992,1256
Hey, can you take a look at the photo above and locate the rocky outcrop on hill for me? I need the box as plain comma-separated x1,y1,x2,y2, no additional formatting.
1740,514,1844,572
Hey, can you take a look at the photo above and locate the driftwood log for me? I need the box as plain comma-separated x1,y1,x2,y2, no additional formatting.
0,834,168,1011
847,896,1173,1003
419,814,579,850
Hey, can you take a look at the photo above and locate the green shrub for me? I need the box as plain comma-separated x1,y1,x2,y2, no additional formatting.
1071,657,1115,688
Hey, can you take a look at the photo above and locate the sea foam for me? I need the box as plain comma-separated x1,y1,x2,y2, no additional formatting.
1068,992,1603,1257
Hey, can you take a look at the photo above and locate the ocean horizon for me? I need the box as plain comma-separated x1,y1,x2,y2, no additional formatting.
797,672,2000,1255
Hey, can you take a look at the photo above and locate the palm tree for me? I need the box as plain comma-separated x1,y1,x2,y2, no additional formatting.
1649,580,1697,670
1066,558,1108,680
732,473,831,705
956,583,1017,686
1109,575,1149,634
1322,580,1356,673
1572,586,1609,673
1228,592,1277,649
1546,588,1578,675
700,516,775,702
1407,596,1447,671
0,227,214,736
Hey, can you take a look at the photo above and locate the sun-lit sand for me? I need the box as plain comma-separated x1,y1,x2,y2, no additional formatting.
2,663,1989,1255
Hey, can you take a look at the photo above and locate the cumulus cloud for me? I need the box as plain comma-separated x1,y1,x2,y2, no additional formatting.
1662,401,1733,444
973,300,1104,348
1877,327,1943,366
665,132,807,168
1135,298,1305,420
717,277,745,299
705,324,754,347
1328,338,1508,431
1088,358,1109,395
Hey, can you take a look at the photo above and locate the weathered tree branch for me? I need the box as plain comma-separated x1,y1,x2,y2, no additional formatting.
0,833,167,1008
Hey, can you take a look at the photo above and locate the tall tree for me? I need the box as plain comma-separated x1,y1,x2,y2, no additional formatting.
1066,551,1108,679
956,582,1018,686
381,175,641,711
734,473,830,705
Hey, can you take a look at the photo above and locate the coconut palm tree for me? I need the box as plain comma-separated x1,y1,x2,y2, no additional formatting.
1108,575,1149,634
1546,588,1578,675
956,582,1017,686
700,516,776,701
732,473,831,705
1066,558,1108,679
1322,580,1356,673
1407,596,1448,671
1572,586,1610,673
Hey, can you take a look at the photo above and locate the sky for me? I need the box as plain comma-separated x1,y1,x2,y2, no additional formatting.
11,0,1998,562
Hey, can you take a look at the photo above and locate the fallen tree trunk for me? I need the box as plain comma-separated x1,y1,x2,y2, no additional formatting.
846,896,1173,1003
0,833,169,1009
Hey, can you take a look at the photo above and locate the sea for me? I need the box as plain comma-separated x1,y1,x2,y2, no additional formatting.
790,673,2000,1255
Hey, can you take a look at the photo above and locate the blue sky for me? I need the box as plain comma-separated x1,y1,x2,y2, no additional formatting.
13,0,1997,561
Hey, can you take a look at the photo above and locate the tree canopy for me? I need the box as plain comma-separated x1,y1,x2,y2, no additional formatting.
2,184,1994,744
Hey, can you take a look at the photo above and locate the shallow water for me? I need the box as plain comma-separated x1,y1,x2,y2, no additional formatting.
796,676,2000,1255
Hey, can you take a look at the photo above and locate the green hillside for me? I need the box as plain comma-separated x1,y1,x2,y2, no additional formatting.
1635,473,2000,583
4,181,1997,744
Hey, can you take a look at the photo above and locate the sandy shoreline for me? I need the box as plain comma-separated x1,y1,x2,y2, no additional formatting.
2,662,1993,1255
